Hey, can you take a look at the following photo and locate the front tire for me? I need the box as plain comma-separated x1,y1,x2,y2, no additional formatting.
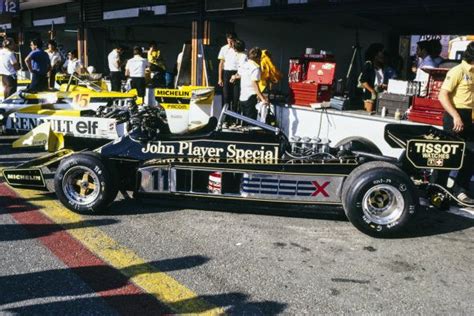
54,153,118,214
342,161,418,237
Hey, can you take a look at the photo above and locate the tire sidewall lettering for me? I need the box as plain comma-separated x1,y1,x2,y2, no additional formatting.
55,154,113,214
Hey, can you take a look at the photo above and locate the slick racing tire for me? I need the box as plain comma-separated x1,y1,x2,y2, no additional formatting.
54,153,118,214
341,161,418,238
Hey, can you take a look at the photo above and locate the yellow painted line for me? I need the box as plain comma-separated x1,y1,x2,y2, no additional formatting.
12,188,225,315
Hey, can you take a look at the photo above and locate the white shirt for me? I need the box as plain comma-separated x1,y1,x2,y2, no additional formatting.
235,52,248,70
125,55,149,78
64,58,83,75
0,48,17,76
177,51,183,64
238,60,261,101
48,51,62,68
374,68,384,87
108,49,120,72
415,55,437,96
218,44,238,71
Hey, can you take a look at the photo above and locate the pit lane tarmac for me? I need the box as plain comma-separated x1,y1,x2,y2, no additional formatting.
1,135,473,315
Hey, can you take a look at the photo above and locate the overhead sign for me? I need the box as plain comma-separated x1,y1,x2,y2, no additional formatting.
1,0,19,15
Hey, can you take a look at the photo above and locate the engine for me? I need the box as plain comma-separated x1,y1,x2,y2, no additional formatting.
288,136,332,157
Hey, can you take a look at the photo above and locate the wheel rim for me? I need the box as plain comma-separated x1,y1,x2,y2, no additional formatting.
62,166,101,206
362,184,405,225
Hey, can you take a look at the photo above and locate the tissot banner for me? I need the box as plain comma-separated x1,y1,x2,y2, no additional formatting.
406,139,465,170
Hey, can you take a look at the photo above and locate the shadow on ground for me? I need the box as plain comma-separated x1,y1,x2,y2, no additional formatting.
0,257,286,315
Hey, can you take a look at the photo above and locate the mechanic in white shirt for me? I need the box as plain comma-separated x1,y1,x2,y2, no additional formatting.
108,45,123,92
218,32,239,116
231,47,268,122
47,40,62,89
0,37,20,98
63,50,85,75
229,39,247,120
414,40,437,97
125,46,149,98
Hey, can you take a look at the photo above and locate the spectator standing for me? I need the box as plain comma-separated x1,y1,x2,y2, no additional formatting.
46,40,62,89
258,49,282,93
230,39,247,121
147,42,166,73
430,39,444,67
231,47,268,121
125,46,149,98
438,42,474,203
218,32,239,114
25,38,50,92
108,44,123,92
359,43,385,112
63,50,85,75
0,37,20,98
148,42,166,87
414,40,437,96
57,44,67,64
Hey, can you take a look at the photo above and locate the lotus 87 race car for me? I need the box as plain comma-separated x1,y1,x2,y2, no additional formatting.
3,105,472,237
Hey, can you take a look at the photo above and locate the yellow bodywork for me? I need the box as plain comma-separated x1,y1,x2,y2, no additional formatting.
13,122,65,152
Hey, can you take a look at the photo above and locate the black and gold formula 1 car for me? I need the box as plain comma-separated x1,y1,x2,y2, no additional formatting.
3,105,473,237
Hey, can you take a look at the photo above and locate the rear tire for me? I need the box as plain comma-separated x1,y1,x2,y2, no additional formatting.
54,153,118,214
342,161,418,237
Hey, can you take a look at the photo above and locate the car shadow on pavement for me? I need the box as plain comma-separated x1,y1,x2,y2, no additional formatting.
106,195,348,223
0,219,119,242
399,208,474,238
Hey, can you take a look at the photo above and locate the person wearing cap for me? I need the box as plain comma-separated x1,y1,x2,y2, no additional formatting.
125,46,149,98
25,38,50,92
0,37,20,98
438,41,474,204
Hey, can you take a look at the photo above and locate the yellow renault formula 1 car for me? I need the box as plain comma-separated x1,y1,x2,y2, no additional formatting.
0,74,138,138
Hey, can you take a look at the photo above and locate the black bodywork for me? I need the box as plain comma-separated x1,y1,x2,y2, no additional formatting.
2,107,471,237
